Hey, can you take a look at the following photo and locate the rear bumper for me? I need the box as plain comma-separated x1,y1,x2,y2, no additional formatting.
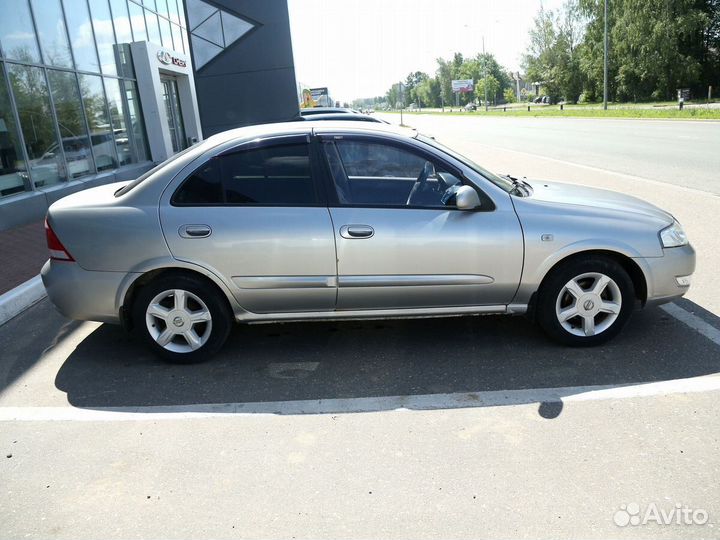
41,260,130,323
637,243,696,307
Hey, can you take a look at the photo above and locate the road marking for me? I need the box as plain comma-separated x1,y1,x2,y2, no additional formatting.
2,376,720,421
661,303,720,346
467,141,718,198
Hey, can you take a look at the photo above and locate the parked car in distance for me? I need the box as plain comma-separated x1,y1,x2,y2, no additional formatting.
299,107,359,116
299,112,389,123
42,121,695,363
464,103,477,111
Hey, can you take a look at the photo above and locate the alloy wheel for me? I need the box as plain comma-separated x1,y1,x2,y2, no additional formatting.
145,289,213,353
554,272,622,337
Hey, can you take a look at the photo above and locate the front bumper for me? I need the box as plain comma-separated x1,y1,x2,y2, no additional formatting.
636,243,696,307
41,259,131,323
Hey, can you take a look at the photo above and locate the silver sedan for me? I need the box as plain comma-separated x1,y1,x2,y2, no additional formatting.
41,122,695,363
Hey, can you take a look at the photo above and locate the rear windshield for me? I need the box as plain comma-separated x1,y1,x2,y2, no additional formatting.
114,146,196,197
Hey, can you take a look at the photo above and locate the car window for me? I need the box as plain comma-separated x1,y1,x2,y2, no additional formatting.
172,143,318,206
324,139,463,208
172,160,223,204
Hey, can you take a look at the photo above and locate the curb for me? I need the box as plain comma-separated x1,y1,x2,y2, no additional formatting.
0,275,46,326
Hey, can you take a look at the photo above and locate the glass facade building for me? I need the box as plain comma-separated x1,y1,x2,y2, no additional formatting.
0,0,190,201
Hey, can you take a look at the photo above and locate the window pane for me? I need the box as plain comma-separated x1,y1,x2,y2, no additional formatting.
89,0,118,76
176,0,186,28
337,141,426,178
222,144,316,205
47,70,95,179
78,74,117,170
109,0,133,44
63,0,101,73
103,77,132,166
330,140,456,207
122,80,149,162
171,24,183,53
156,0,169,19
145,11,161,45
159,16,173,49
173,159,222,204
0,0,41,63
128,1,147,42
30,0,73,67
141,0,156,9
7,63,66,189
169,0,181,25
0,63,29,198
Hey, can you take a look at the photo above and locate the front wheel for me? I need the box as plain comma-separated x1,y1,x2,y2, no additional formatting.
133,274,232,363
536,257,635,346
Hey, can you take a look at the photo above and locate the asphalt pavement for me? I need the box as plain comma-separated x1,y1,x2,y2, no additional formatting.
388,114,720,194
1,114,719,539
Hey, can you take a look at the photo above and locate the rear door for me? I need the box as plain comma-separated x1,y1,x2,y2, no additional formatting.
160,135,338,314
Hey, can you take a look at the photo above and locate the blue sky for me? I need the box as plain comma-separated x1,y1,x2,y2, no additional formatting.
288,0,566,102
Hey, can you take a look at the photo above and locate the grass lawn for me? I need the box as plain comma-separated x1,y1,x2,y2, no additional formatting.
387,105,720,120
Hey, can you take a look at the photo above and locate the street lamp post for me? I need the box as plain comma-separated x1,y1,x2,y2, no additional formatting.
603,0,608,110
483,36,488,111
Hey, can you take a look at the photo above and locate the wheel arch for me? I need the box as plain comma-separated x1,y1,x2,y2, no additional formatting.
527,249,648,319
119,266,237,330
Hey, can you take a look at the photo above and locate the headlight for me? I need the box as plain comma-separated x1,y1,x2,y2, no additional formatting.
660,220,688,248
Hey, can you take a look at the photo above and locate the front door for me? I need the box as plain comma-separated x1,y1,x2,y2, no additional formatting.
319,135,524,311
160,77,187,153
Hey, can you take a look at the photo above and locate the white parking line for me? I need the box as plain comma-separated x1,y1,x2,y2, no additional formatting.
661,302,720,346
1,375,719,421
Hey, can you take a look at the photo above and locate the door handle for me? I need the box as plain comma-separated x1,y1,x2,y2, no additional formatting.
179,224,212,238
340,225,374,239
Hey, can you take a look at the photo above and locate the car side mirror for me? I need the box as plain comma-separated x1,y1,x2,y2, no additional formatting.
455,185,481,210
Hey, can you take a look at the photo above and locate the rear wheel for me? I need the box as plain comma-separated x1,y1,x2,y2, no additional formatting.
133,274,232,363
537,256,635,346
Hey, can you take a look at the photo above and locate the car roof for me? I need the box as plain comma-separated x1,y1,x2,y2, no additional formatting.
203,120,416,148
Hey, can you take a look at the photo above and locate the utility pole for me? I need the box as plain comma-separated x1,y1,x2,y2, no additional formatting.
603,0,608,110
399,81,404,126
483,36,488,111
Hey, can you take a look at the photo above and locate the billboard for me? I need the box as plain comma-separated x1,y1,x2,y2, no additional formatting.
451,79,474,93
299,86,334,108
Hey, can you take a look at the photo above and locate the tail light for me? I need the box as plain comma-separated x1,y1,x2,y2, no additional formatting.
45,218,75,261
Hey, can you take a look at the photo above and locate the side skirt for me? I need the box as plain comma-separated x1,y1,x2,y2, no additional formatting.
237,304,528,324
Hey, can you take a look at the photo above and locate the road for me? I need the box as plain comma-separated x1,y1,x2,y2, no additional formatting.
2,115,720,539
387,114,720,194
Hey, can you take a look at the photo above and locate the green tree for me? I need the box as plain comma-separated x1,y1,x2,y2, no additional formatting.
475,75,500,105
415,77,442,107
523,1,586,102
578,0,713,101
503,87,517,103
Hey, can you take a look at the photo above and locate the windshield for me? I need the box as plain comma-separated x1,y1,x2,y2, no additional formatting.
114,145,196,197
416,134,515,193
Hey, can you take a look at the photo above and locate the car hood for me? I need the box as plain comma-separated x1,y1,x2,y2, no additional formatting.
524,180,674,225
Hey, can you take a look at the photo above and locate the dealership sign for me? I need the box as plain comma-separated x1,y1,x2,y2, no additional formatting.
157,49,187,68
451,79,474,93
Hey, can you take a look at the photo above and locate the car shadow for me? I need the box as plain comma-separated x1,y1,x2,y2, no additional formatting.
53,300,720,417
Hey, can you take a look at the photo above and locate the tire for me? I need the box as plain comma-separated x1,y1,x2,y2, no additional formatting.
132,274,232,363
536,256,635,346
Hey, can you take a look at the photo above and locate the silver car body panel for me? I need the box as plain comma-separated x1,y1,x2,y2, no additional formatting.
160,205,338,313
41,121,695,326
328,206,523,310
